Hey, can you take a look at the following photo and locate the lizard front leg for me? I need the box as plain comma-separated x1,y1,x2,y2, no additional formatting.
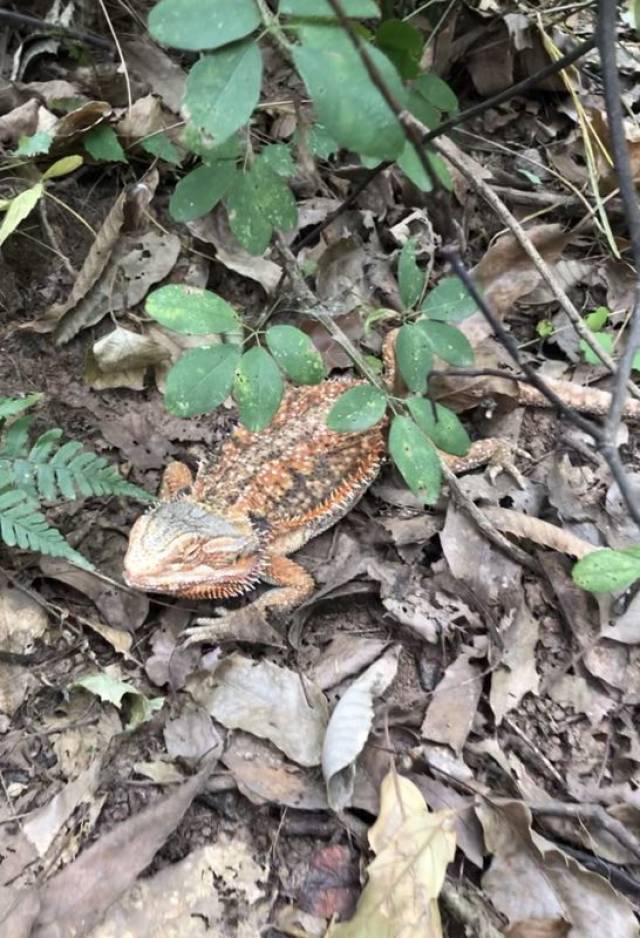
181,553,315,646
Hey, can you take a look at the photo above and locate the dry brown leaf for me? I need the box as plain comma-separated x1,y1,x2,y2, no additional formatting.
122,39,187,113
309,634,390,691
187,209,282,294
482,507,596,559
116,94,165,145
0,98,39,144
84,326,170,391
421,649,483,754
489,601,540,725
478,800,637,936
505,919,571,938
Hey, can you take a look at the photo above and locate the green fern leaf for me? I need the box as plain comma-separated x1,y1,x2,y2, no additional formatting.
0,394,42,421
0,489,93,569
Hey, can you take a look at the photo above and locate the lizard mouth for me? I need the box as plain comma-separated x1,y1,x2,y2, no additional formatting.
123,557,267,599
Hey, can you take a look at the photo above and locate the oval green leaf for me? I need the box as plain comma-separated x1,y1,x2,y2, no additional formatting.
327,385,387,432
149,0,260,50
233,347,284,431
292,26,406,160
266,325,325,384
398,237,424,310
0,182,43,248
169,161,237,222
225,162,297,254
375,19,423,80
83,124,127,163
395,323,432,393
406,398,470,457
418,319,474,366
397,143,451,192
421,275,479,322
389,415,442,504
184,40,262,144
146,285,239,334
280,0,378,15
42,155,83,179
165,344,240,417
414,73,458,113
572,548,640,593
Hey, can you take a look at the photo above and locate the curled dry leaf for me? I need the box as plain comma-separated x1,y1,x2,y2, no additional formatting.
478,800,638,937
322,645,401,811
188,654,328,767
84,326,171,391
329,771,456,938
309,634,390,691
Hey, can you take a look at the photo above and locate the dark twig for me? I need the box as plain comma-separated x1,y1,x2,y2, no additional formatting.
531,800,640,864
295,35,596,252
598,1,640,447
0,8,114,50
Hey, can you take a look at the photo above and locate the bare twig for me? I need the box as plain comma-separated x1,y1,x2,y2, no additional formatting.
434,135,640,393
597,1,640,446
0,8,114,50
531,800,640,863
97,0,133,113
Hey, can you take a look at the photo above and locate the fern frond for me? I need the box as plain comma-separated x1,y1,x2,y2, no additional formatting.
0,394,42,422
0,489,93,569
0,430,154,504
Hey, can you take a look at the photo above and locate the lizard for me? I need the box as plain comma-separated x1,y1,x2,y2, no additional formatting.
123,331,640,644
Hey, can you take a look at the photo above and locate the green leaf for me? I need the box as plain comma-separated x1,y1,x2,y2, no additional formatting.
258,144,296,177
0,183,44,248
413,73,458,113
398,237,424,309
233,347,284,431
149,0,260,50
421,276,479,322
83,124,127,163
225,161,297,254
292,26,406,160
397,142,451,192
165,345,240,416
395,323,432,392
169,160,237,222
73,672,164,730
572,548,640,593
388,415,442,504
580,332,614,365
266,325,325,384
326,385,387,432
375,19,423,80
184,40,262,144
537,319,554,338
42,155,84,179
406,398,470,457
584,306,609,331
417,319,474,366
299,123,340,159
407,90,439,130
140,132,182,165
280,0,378,15
146,285,239,334
15,131,53,156
0,394,42,422
181,127,243,161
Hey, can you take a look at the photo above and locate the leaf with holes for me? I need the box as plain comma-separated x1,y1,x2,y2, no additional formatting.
406,398,470,457
327,385,387,432
184,40,262,144
146,285,239,334
418,320,474,366
293,25,406,160
169,160,237,222
266,325,325,384
225,161,297,254
165,345,240,417
395,324,432,393
389,415,442,504
398,237,424,310
421,276,478,322
233,347,284,431
149,0,260,50
572,547,640,593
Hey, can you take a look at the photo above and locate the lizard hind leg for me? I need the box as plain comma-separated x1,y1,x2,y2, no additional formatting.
159,460,194,498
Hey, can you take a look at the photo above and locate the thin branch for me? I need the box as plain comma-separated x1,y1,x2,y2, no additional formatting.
295,35,597,252
0,8,114,50
597,1,640,445
97,0,132,113
531,800,640,864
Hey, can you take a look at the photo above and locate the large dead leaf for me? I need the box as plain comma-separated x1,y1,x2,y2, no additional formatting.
478,800,638,937
84,326,170,391
187,654,328,766
421,648,483,754
329,771,456,937
188,209,282,294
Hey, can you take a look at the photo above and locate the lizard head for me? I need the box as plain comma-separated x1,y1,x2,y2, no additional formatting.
123,499,267,599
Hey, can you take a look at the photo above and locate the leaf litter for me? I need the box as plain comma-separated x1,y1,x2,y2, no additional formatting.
2,3,640,937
